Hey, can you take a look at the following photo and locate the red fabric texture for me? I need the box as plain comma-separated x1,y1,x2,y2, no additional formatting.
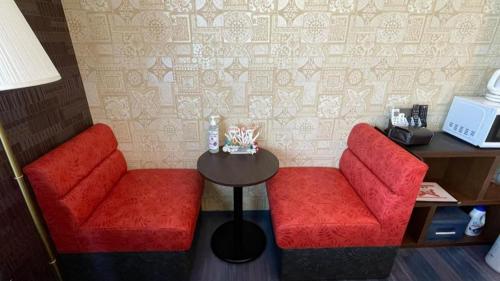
24,124,119,251
267,123,428,249
343,124,427,194
340,124,428,246
24,124,118,200
23,124,203,253
60,150,127,226
80,169,203,252
266,168,380,249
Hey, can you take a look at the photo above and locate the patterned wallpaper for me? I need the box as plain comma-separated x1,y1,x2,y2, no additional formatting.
61,0,500,210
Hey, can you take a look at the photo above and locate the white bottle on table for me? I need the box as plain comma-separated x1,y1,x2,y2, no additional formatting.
208,115,220,153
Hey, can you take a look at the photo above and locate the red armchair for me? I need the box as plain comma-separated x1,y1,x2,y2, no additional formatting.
23,124,203,280
267,123,428,280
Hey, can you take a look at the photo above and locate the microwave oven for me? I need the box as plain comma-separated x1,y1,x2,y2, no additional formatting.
443,96,500,148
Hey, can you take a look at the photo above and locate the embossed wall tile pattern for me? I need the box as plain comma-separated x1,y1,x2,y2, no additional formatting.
62,0,500,209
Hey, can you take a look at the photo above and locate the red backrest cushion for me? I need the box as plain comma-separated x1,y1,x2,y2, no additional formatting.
339,123,428,245
23,124,127,250
60,150,127,225
344,123,428,194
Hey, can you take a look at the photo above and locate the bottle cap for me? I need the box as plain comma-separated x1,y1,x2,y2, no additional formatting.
474,205,486,212
209,115,220,126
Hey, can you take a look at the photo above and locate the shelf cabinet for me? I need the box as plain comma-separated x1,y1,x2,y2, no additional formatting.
401,132,500,247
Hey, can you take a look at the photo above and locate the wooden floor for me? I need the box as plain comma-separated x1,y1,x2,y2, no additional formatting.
190,211,499,281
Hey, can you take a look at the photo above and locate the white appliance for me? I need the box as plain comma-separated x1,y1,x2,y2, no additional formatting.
486,235,500,273
443,96,500,148
486,69,500,102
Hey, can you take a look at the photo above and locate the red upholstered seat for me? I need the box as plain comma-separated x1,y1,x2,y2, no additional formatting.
24,124,203,253
267,123,428,249
266,168,380,249
80,169,202,252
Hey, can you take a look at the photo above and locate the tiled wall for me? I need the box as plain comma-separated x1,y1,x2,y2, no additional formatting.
62,0,500,209
0,1,92,280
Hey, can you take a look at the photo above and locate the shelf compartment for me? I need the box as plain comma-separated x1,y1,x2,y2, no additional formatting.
414,187,464,207
400,132,500,248
482,183,500,204
422,156,495,200
415,183,500,207
402,205,500,247
404,206,436,245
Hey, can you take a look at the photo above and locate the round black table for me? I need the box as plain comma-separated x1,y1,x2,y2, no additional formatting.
197,148,279,263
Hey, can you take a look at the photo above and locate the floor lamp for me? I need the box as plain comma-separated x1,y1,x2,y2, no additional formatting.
0,1,63,280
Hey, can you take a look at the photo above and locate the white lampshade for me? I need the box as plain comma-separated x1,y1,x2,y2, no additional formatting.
0,0,61,91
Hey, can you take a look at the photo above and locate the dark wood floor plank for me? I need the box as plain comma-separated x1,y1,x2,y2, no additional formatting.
387,258,413,281
190,211,499,281
463,246,500,280
397,249,441,280
415,248,462,281
437,247,488,281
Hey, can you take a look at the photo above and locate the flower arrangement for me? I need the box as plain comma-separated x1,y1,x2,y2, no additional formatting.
222,125,260,154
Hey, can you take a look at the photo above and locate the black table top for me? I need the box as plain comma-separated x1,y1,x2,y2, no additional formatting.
197,148,279,187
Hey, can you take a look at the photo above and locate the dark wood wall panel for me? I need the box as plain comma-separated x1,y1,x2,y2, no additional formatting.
0,1,92,281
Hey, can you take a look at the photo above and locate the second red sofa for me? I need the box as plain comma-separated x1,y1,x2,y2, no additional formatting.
267,123,428,280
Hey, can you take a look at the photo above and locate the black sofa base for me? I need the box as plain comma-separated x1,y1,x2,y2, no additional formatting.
281,246,398,281
59,251,192,281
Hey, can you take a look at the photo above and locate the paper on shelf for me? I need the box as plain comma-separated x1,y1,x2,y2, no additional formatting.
417,182,458,202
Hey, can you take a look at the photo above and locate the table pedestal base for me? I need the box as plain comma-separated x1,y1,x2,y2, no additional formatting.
211,220,266,263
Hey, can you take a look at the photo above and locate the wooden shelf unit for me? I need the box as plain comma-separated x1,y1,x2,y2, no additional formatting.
401,132,500,247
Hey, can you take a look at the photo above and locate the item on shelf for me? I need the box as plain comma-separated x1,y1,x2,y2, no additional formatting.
426,207,470,241
419,105,428,127
486,235,500,273
222,125,260,155
417,182,457,202
388,126,434,146
411,104,420,127
390,108,409,127
208,115,220,153
443,96,500,148
465,206,486,237
389,105,428,129
387,105,432,146
485,69,500,102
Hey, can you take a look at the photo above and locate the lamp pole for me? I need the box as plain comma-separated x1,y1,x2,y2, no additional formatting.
0,122,63,281
1,0,65,277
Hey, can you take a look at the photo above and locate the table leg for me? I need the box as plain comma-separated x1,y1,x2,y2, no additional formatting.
234,186,243,222
233,187,243,253
210,186,267,263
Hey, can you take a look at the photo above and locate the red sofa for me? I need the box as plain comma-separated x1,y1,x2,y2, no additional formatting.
24,124,203,280
267,123,428,280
